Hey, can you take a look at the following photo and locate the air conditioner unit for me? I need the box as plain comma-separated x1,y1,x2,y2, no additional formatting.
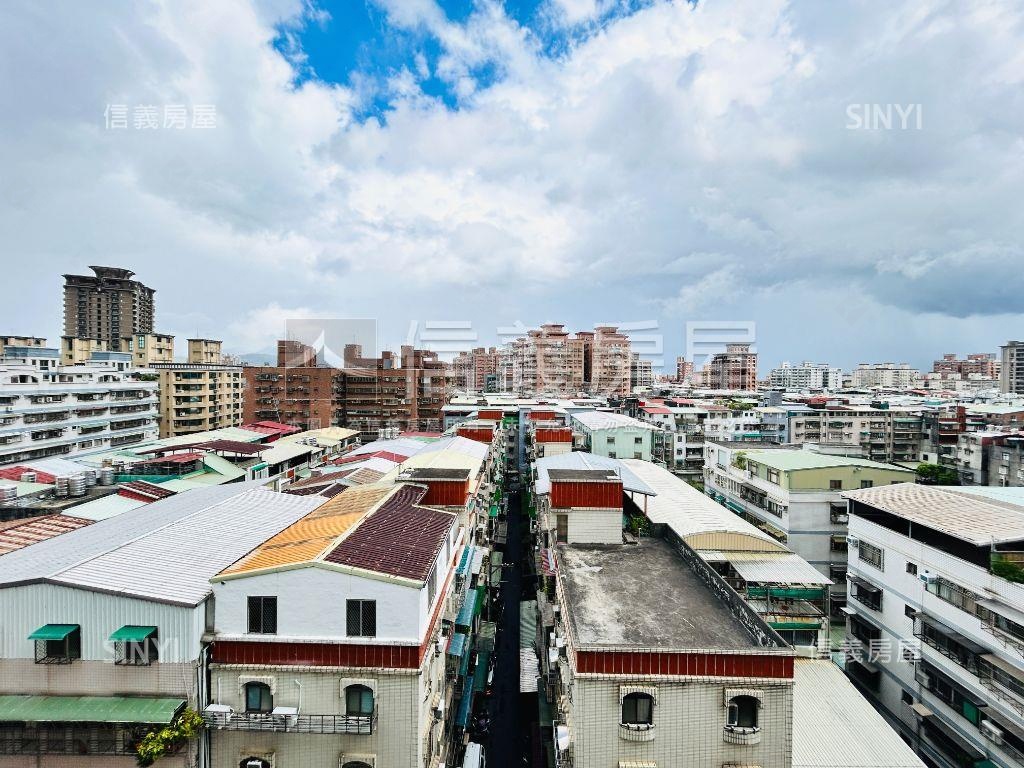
920,573,938,585
981,720,1004,745
846,537,860,547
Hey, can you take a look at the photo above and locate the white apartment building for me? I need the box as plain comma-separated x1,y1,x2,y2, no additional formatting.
768,362,843,391
842,484,1024,768
704,444,915,615
0,348,158,465
850,363,922,389
0,483,321,767
788,406,924,463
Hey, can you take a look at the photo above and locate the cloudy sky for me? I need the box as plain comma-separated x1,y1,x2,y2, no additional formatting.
2,0,1022,371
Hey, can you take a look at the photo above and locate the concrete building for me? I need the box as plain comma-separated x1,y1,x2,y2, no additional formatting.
0,483,322,767
850,363,921,389
243,341,340,432
768,362,842,391
1000,341,1024,394
955,430,1024,487
934,353,1000,380
452,347,499,392
0,336,46,356
0,348,158,464
842,484,1024,768
62,266,156,353
629,352,654,391
788,406,924,463
578,326,631,397
700,343,758,391
704,443,915,615
152,340,243,438
570,410,656,461
675,355,694,384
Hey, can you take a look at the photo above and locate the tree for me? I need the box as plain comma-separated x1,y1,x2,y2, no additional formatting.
915,463,960,486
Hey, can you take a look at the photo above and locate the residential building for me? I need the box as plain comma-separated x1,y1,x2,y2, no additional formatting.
205,483,462,768
955,430,1024,486
850,363,921,389
933,353,1000,379
62,266,156,352
0,483,323,767
629,352,654,391
153,341,243,438
842,484,1024,768
0,336,46,356
704,443,915,614
788,405,924,463
335,344,447,439
1001,341,1024,394
452,347,499,392
243,341,339,432
0,351,158,464
578,325,631,397
675,355,694,384
700,343,757,390
570,410,656,460
767,361,843,391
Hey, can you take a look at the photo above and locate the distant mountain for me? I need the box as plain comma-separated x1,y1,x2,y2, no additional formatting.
234,352,276,366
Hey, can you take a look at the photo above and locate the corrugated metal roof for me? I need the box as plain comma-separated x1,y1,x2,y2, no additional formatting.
66,494,147,521
620,460,785,551
0,515,94,556
792,659,924,768
844,483,1024,545
535,452,655,496
571,411,657,431
0,695,185,724
218,485,393,577
0,482,322,605
324,484,455,582
726,553,832,586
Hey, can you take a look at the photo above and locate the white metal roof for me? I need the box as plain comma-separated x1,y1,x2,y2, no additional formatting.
725,553,833,586
792,659,924,768
67,493,147,521
620,460,786,551
534,452,655,496
0,483,323,605
571,411,657,431
844,483,1024,545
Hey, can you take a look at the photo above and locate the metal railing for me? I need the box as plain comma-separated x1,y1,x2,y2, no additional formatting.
203,709,376,734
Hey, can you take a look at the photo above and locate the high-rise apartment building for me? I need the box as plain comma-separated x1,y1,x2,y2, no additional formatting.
933,352,999,379
850,363,921,389
452,346,499,392
153,339,244,438
243,341,338,432
629,351,654,391
675,355,694,383
62,266,156,352
768,361,842,390
579,325,631,396
700,343,757,390
1000,341,1024,394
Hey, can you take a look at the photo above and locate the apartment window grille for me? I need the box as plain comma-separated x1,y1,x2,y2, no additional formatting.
621,693,654,726
32,626,81,664
767,469,780,484
860,480,874,489
906,562,918,576
244,682,273,713
829,479,842,490
927,577,976,614
247,596,277,634
857,540,884,570
113,628,159,666
346,599,377,637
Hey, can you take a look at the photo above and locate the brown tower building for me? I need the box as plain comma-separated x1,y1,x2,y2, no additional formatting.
62,266,156,352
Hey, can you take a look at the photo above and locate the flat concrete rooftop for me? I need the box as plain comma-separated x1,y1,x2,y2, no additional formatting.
559,537,759,651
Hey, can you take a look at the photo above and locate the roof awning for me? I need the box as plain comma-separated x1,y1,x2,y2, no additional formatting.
0,695,185,724
977,597,1024,627
28,624,78,641
917,613,988,654
109,625,157,642
848,575,881,595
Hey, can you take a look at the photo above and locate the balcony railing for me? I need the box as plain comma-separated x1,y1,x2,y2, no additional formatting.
202,709,376,734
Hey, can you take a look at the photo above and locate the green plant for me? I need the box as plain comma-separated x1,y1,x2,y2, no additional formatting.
732,451,748,470
135,708,203,766
915,462,959,485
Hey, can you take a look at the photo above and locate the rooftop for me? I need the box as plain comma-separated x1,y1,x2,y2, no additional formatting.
743,449,912,473
570,411,657,431
558,538,760,651
534,452,655,496
845,483,1024,546
0,515,93,556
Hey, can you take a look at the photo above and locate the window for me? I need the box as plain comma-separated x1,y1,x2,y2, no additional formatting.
634,436,642,445
427,562,437,606
905,604,916,619
621,692,654,726
906,562,918,576
860,479,873,489
726,695,759,730
347,599,377,637
244,681,273,712
113,627,159,666
857,541,884,570
32,625,81,664
345,684,374,716
633,452,642,459
766,468,780,484
247,596,277,634
901,690,913,706
606,436,615,444
829,479,842,490
556,515,568,544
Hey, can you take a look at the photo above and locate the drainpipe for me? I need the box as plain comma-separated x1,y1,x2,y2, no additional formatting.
295,680,302,713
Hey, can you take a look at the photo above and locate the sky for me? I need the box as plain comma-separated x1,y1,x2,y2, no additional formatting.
2,0,1023,372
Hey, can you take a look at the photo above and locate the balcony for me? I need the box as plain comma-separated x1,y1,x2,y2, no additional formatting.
202,707,376,734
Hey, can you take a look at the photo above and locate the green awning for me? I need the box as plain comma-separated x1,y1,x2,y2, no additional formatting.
488,504,499,518
28,624,78,641
109,625,157,642
0,695,185,724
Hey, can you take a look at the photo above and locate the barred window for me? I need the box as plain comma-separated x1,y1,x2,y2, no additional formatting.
247,596,277,634
857,541,884,570
346,599,377,637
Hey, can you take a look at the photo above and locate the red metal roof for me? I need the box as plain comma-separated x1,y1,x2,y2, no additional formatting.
119,480,177,501
335,450,409,465
243,421,302,435
324,485,455,581
195,439,265,454
640,406,672,414
0,466,57,484
0,515,93,556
